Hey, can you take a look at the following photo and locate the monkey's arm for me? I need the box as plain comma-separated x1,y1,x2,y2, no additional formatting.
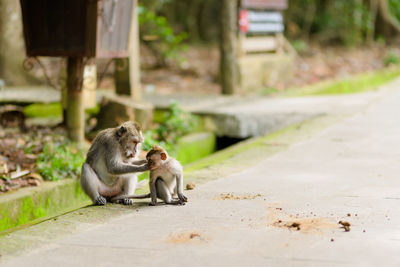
149,176,158,206
111,193,151,202
131,159,147,165
176,173,187,202
105,153,149,174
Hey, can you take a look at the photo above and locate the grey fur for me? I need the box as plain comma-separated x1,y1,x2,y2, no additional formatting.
80,121,149,205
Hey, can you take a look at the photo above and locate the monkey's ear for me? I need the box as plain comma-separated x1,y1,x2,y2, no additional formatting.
116,125,127,138
133,122,142,132
160,152,167,160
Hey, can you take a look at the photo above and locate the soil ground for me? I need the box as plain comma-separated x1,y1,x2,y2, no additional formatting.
139,43,399,95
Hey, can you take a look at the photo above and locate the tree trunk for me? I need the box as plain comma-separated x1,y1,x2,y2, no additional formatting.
0,0,39,85
377,0,400,33
367,0,379,43
66,57,84,145
220,0,238,95
303,0,316,40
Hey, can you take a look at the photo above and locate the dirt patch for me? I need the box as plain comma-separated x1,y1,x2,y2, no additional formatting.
0,125,66,193
215,193,262,200
186,182,196,190
166,231,207,244
273,218,338,234
267,206,339,234
339,221,351,232
138,44,395,95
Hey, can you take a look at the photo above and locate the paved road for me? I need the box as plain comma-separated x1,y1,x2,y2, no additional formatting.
2,81,400,266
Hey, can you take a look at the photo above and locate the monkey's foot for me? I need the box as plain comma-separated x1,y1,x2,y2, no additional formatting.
95,196,107,206
122,198,133,205
178,194,188,202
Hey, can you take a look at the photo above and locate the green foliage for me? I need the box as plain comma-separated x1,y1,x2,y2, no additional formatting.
24,103,62,118
138,5,188,65
383,51,400,66
24,103,100,119
389,0,400,21
143,102,197,156
291,40,308,54
287,0,400,45
282,67,400,97
36,142,85,181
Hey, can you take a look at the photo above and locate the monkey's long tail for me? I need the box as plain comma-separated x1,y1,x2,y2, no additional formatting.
111,193,151,202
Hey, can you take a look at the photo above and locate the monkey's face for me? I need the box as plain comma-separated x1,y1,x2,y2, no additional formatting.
116,122,144,160
146,151,167,170
122,136,142,159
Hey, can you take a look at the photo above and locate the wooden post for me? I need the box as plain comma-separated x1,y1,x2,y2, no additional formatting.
220,0,238,95
66,57,85,144
114,58,131,96
114,0,141,100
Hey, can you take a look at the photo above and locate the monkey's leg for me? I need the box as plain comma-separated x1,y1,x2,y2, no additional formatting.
114,175,138,205
149,178,158,206
81,163,106,205
156,179,185,205
176,174,187,202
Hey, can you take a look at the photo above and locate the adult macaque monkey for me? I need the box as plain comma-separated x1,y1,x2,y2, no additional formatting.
81,121,149,205
114,146,188,205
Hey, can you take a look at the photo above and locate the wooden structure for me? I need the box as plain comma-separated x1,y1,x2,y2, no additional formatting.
238,0,288,54
236,0,295,92
19,0,137,143
20,0,134,58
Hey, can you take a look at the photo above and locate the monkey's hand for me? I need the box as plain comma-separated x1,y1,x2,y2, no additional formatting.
178,193,188,202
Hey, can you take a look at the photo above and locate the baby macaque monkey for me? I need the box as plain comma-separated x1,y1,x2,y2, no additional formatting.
113,146,188,205
147,146,187,205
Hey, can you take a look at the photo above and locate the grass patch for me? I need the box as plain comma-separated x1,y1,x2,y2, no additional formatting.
36,141,85,181
24,103,62,118
263,67,400,97
24,103,100,119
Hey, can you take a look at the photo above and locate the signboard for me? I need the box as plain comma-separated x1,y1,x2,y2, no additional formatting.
239,10,284,34
19,0,134,58
242,0,288,10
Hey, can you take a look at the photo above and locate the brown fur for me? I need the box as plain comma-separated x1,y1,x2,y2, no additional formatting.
146,145,166,159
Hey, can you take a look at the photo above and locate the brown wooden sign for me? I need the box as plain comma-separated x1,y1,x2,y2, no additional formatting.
20,0,134,58
239,10,284,33
242,0,288,10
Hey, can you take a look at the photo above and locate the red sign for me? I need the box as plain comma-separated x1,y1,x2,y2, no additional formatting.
239,9,249,33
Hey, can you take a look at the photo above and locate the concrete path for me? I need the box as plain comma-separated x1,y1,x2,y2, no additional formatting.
144,90,383,138
1,85,385,138
2,80,400,266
